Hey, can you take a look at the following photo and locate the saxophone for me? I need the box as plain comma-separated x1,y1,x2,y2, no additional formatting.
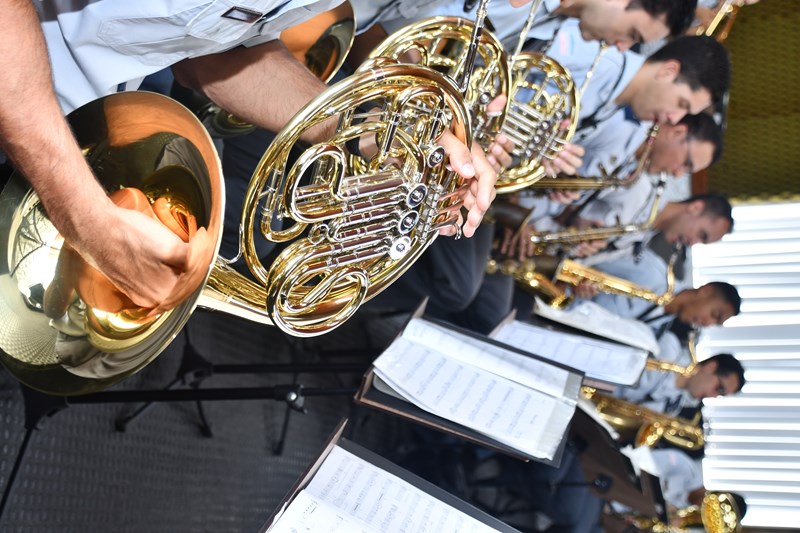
582,387,705,451
617,492,742,533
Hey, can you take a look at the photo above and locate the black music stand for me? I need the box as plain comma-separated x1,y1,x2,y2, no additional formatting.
0,325,381,523
570,409,668,520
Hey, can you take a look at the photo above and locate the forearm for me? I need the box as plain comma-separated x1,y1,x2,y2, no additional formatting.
0,0,113,246
172,40,334,143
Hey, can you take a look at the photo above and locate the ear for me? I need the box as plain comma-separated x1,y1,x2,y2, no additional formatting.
703,359,719,374
670,123,688,140
687,199,705,216
655,59,681,81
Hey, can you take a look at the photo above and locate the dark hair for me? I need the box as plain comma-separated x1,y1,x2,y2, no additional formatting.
647,36,731,106
679,192,734,233
627,0,697,37
706,281,742,316
729,492,748,519
702,352,746,392
680,112,724,166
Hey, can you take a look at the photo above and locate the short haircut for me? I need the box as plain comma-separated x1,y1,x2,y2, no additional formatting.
627,0,698,37
701,353,745,392
647,36,731,106
729,492,748,519
705,281,742,316
679,192,734,233
680,112,724,166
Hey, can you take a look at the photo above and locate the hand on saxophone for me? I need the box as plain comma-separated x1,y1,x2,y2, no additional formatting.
499,222,537,262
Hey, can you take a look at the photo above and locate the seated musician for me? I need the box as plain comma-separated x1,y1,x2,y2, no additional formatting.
352,0,698,55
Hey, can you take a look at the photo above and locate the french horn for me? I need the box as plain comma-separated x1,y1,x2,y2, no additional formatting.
0,58,473,394
365,3,511,138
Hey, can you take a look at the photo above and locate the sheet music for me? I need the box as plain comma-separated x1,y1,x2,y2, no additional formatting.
373,337,575,460
492,320,648,386
269,446,500,533
401,318,577,400
534,300,660,355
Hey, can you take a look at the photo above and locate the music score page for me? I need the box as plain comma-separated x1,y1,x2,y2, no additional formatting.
268,445,501,533
492,320,648,386
372,319,577,460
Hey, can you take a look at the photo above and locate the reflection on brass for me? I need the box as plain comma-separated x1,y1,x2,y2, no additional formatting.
617,491,742,532
366,10,511,169
0,92,223,395
487,248,676,311
582,387,706,451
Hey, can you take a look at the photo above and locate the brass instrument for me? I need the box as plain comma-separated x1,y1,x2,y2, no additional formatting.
0,54,474,394
493,0,580,193
525,121,660,193
644,329,698,378
582,387,705,451
177,1,357,137
701,492,743,533
619,492,742,532
696,0,742,43
527,175,666,255
487,246,676,309
366,2,511,141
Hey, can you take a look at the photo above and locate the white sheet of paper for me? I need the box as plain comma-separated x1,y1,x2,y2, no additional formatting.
492,320,648,386
373,337,575,459
268,446,500,533
401,318,577,400
534,300,660,355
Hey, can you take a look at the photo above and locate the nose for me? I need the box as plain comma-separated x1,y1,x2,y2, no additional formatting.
615,41,633,52
666,110,688,125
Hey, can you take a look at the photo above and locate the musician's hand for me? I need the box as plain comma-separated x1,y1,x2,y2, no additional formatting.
438,129,497,238
543,142,585,177
500,223,536,262
572,280,599,299
547,190,582,204
485,95,513,172
572,238,608,258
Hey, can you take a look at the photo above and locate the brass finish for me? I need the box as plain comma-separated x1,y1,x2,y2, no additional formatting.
496,51,578,193
525,122,660,192
0,92,223,395
487,242,676,310
697,0,742,42
366,11,511,148
582,387,706,451
618,491,742,532
701,492,743,533
644,329,698,377
0,59,473,393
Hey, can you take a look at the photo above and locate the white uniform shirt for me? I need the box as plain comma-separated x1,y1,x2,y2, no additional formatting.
615,330,698,416
651,448,703,509
39,0,343,112
378,0,564,51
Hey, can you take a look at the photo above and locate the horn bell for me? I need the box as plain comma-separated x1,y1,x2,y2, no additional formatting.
0,92,223,395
